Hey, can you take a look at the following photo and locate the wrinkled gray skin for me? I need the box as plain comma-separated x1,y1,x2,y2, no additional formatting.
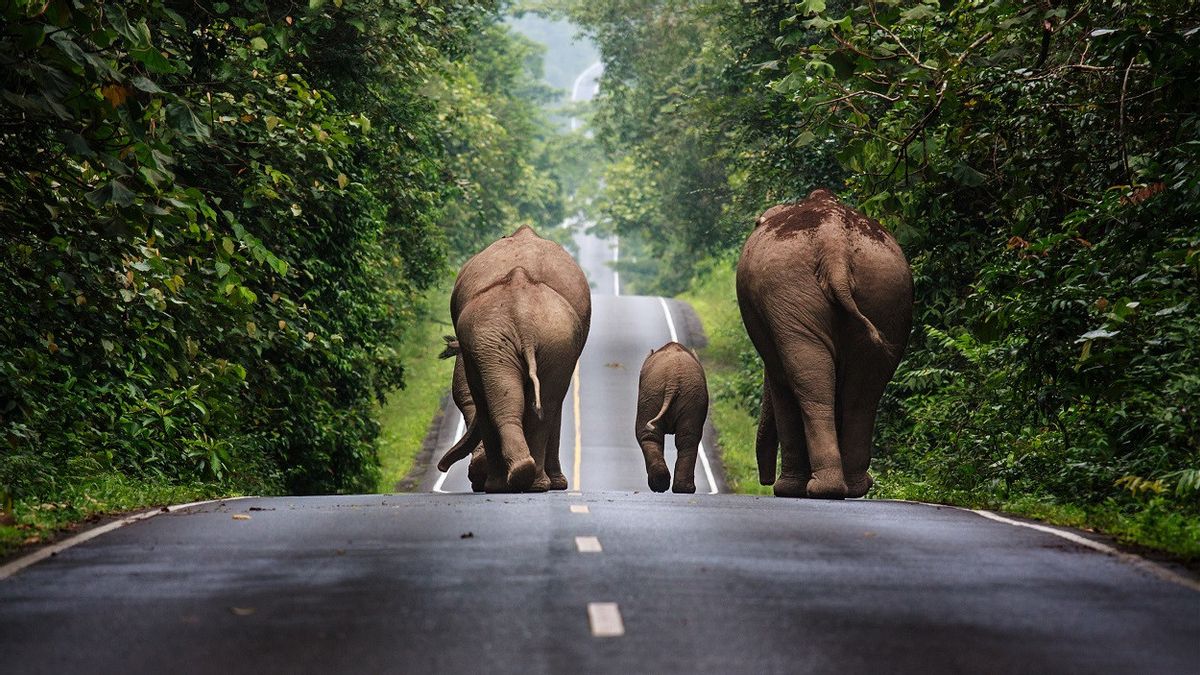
438,226,590,492
438,341,487,491
736,189,913,499
635,342,709,494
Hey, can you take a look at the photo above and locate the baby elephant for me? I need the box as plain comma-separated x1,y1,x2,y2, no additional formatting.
636,342,709,493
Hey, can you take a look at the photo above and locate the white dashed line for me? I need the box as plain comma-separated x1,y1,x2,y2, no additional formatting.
587,602,625,637
570,504,590,514
575,536,602,553
657,297,720,495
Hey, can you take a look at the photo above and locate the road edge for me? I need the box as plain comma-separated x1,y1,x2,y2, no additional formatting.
0,496,255,581
887,499,1200,592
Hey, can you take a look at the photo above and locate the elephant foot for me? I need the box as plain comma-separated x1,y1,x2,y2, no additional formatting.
845,472,873,498
528,472,551,493
671,480,696,494
468,459,487,492
646,462,670,493
505,457,537,492
806,473,848,499
772,474,807,498
547,472,569,491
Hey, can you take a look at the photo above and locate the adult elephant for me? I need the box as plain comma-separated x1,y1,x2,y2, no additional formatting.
736,189,913,499
437,266,585,492
440,225,590,491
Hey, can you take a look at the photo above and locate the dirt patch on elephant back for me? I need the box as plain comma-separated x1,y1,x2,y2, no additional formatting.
757,190,889,243
839,205,889,243
757,202,830,239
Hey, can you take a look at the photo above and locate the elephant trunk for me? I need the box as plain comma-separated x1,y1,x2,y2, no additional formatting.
438,414,482,472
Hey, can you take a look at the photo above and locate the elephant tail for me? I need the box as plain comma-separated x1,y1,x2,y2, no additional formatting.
826,264,889,351
438,335,459,360
437,414,481,472
645,386,676,431
523,343,544,420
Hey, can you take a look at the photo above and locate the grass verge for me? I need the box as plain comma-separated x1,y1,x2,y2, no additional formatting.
680,258,1200,560
375,280,455,493
0,474,232,559
680,260,769,496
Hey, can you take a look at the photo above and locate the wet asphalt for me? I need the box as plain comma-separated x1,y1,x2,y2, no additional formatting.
2,224,1197,673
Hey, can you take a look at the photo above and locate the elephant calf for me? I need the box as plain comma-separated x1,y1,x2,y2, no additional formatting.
636,342,709,493
737,188,913,499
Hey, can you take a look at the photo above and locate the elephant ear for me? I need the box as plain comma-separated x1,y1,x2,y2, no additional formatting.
438,335,460,360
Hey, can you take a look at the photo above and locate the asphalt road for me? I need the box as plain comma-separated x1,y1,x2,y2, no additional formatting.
2,228,1197,673
2,494,1196,673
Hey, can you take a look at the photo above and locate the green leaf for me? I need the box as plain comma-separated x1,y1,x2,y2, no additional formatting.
130,76,165,94
250,37,268,52
799,0,826,15
166,103,210,140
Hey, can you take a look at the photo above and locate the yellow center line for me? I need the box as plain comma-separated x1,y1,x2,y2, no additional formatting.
571,363,582,490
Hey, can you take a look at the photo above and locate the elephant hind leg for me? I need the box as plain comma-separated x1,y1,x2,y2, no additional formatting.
837,362,890,498
671,428,701,494
765,374,811,498
639,432,670,493
541,404,568,490
779,340,847,499
756,374,779,485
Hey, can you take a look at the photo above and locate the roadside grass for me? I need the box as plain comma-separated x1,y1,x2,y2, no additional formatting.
375,280,455,493
0,281,455,558
680,260,1200,560
0,474,231,558
680,260,770,496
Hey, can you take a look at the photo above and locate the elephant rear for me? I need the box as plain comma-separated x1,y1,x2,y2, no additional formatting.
635,342,710,493
447,267,585,492
737,189,913,499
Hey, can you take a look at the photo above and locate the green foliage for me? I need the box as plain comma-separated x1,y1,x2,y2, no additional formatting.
567,0,1200,555
1,0,568,525
375,278,455,493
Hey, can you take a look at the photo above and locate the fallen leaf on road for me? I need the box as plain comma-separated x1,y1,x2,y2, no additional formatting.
863,531,877,538
460,532,474,539
605,362,624,369
232,514,251,521
230,607,256,616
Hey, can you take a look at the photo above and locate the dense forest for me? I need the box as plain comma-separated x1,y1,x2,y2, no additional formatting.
0,0,573,544
547,0,1199,554
2,0,1197,557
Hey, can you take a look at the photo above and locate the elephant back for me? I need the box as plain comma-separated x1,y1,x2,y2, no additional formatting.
452,225,591,333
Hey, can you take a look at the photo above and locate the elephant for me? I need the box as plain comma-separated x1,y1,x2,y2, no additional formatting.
736,188,913,499
438,337,488,492
439,225,591,491
436,265,586,492
635,341,709,494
